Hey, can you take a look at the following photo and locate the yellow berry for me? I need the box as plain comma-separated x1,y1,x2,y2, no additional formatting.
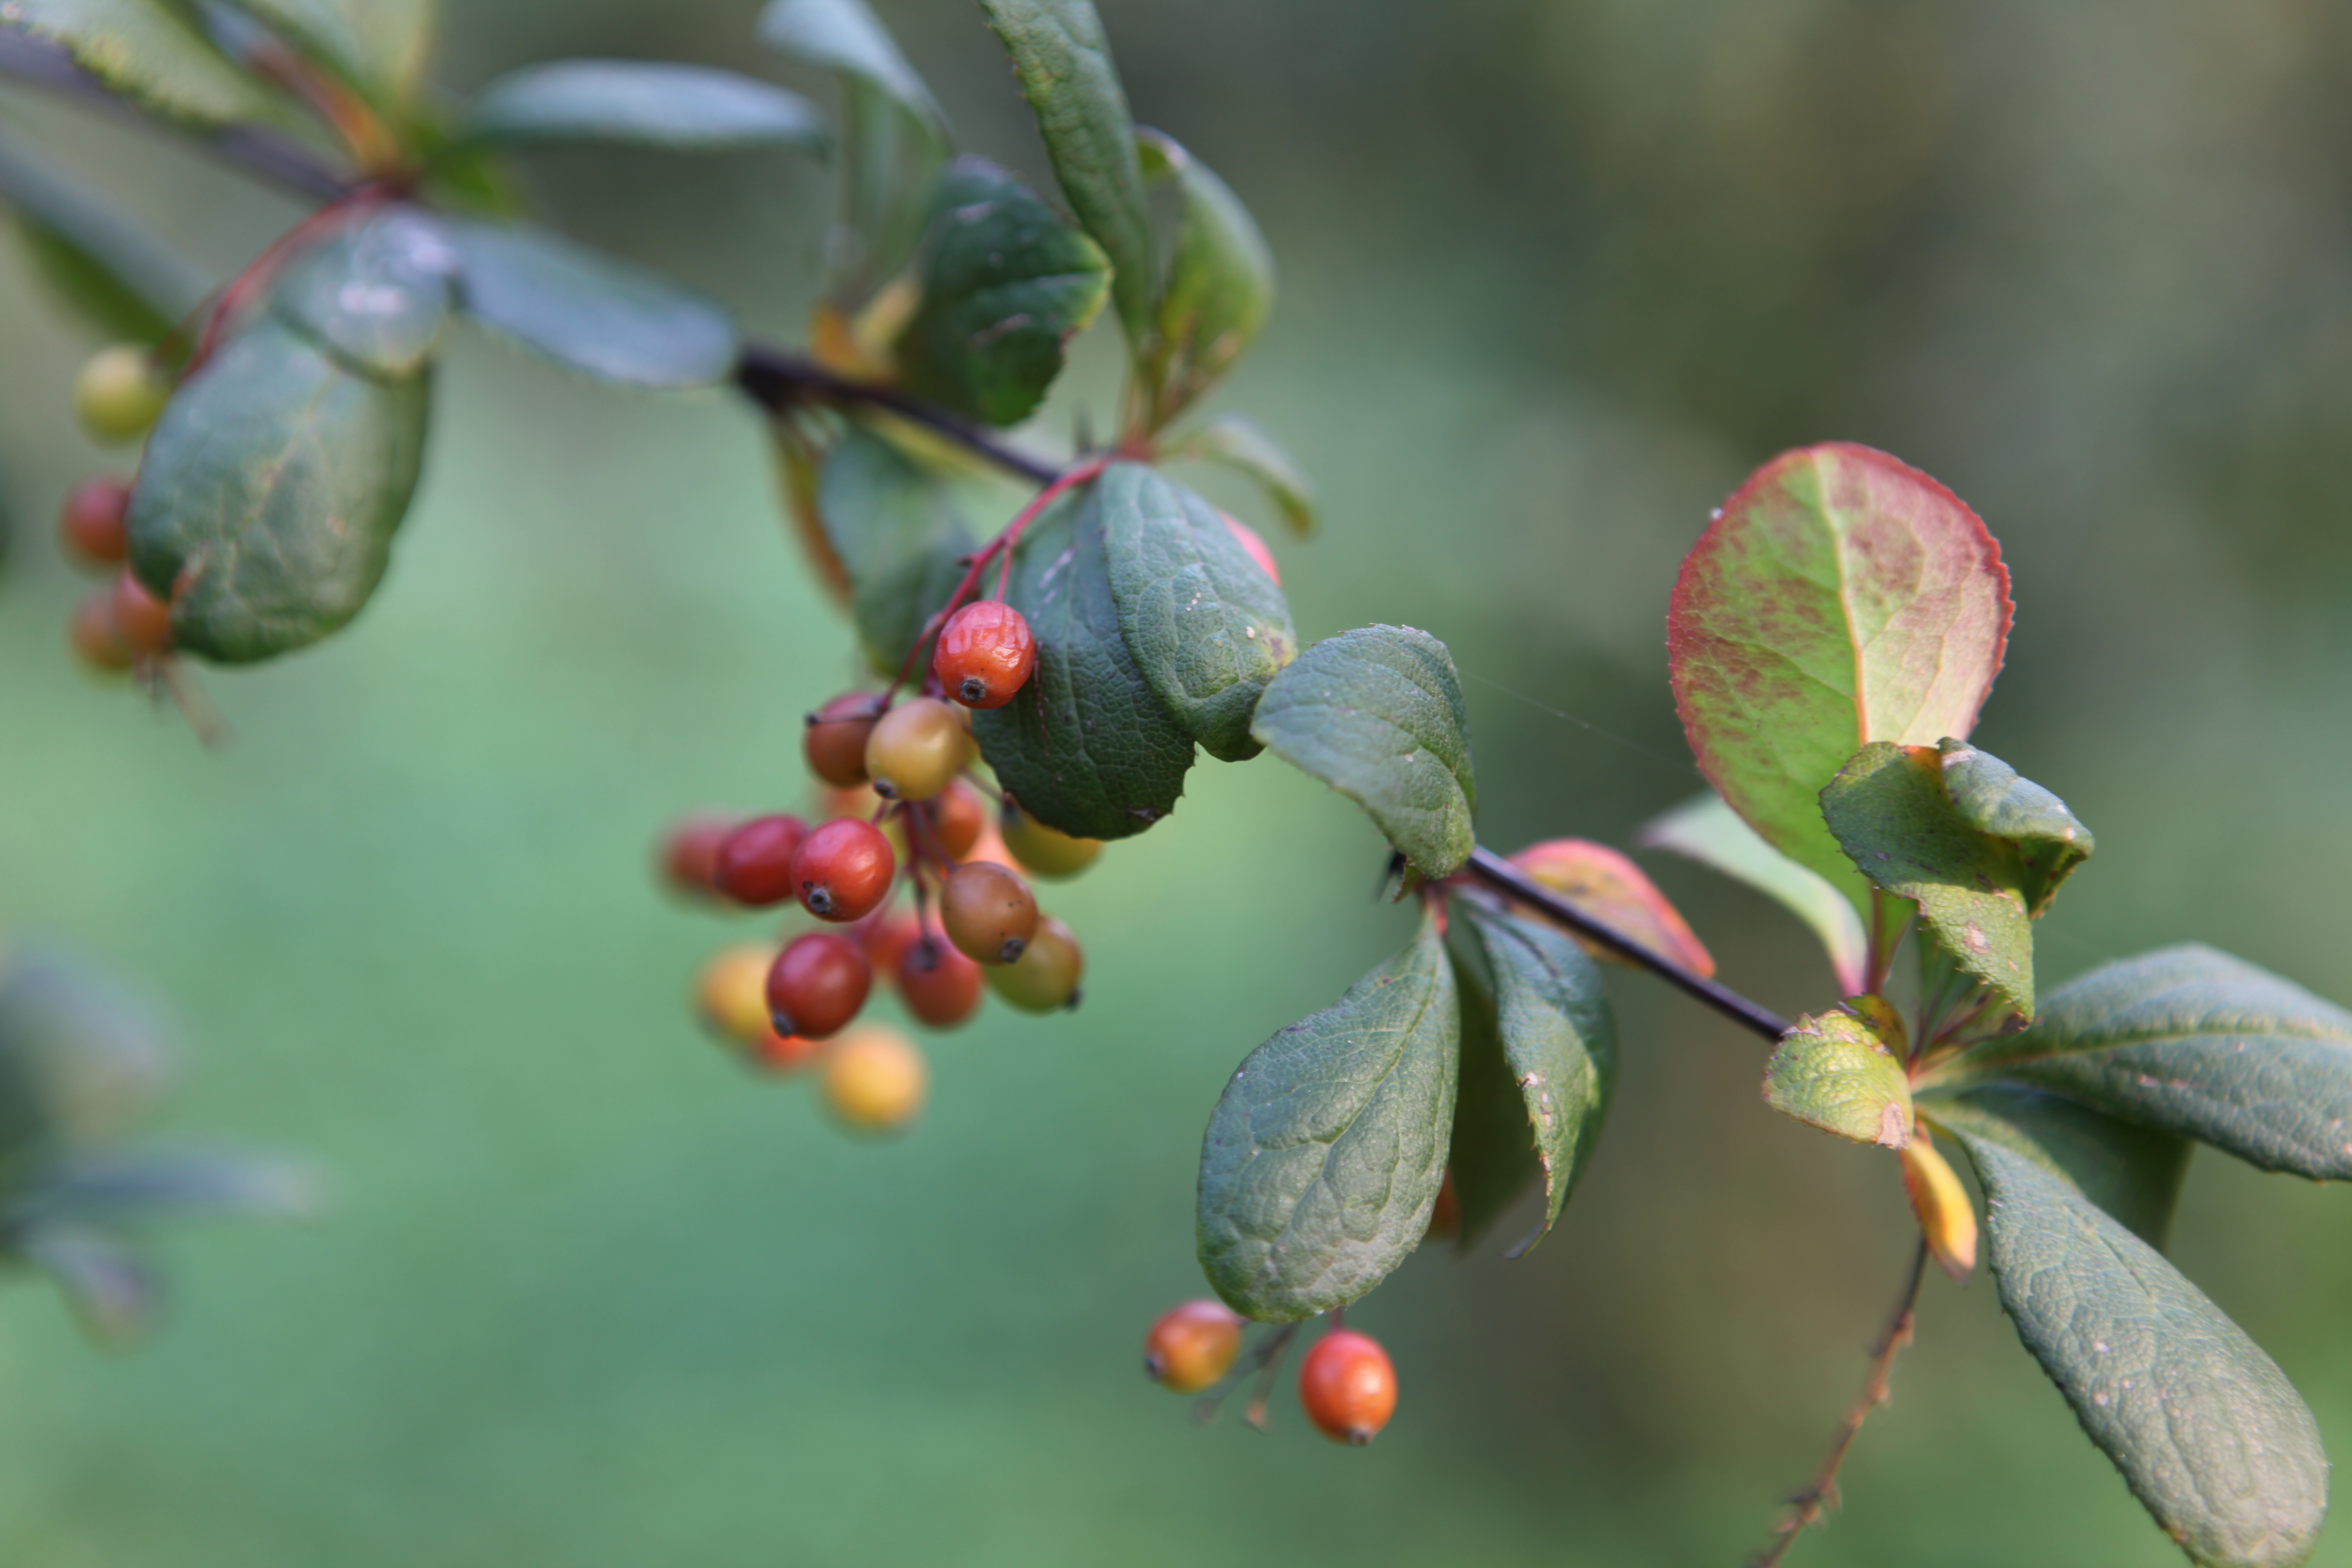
74,346,169,446
821,1025,928,1134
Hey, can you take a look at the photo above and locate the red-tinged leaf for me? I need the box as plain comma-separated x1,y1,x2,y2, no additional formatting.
1506,838,1714,977
1666,443,2012,902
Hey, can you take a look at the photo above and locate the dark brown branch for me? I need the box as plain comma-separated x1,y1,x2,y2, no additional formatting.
1464,846,1793,1042
734,344,1061,485
1748,1240,1930,1568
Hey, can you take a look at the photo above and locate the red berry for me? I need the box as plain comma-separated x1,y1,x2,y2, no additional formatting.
895,935,983,1028
928,781,986,861
748,1024,823,1075
765,931,872,1039
940,861,1038,966
931,600,1037,710
58,476,133,569
1298,1330,1396,1446
1144,1300,1245,1394
861,911,923,978
108,569,171,657
658,814,737,901
805,691,884,787
1222,512,1281,586
789,817,897,923
712,814,808,907
67,593,134,674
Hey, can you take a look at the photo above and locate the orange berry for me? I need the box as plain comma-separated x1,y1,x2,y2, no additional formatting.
67,592,135,674
695,943,779,1044
748,1025,823,1075
1144,1299,1245,1394
108,569,171,658
1298,1329,1397,1446
928,780,986,860
821,1026,928,1133
931,599,1037,709
939,861,1038,966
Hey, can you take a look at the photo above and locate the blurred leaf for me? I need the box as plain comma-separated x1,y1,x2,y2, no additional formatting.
453,61,827,155
17,1224,157,1344
1506,838,1714,976
1447,897,1614,1255
0,950,170,1158
1938,738,2095,918
128,315,430,663
1941,945,2352,1180
971,476,1194,840
771,418,852,607
1099,461,1295,763
975,0,1155,346
13,1149,318,1225
760,0,946,305
1197,903,1459,1320
1667,443,2011,904
1136,128,1272,427
1920,1086,2190,1251
445,220,737,389
1821,741,2035,1017
1637,791,1869,995
815,423,975,676
1249,624,1476,877
1163,411,1315,535
1763,998,1913,1148
224,0,433,107
0,133,210,343
268,202,453,377
3,0,273,124
891,157,1108,427
1951,1125,2327,1568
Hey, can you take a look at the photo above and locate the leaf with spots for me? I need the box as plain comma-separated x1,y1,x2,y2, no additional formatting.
1196,902,1459,1321
268,204,454,378
3,0,273,125
1504,837,1714,977
1938,738,2095,918
1763,997,1913,1149
1918,1084,2191,1251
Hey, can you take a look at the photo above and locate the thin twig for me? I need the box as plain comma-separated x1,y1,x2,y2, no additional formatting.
1748,1240,1930,1568
1462,846,1793,1042
735,344,1061,487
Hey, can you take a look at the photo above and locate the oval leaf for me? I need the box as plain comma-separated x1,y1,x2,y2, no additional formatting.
892,156,1109,427
1764,999,1913,1148
975,0,1155,344
1197,904,1460,1320
758,0,944,132
3,0,273,124
1449,898,1615,1255
1099,461,1296,762
128,316,431,663
1136,128,1273,427
970,476,1195,840
228,0,433,108
1636,791,1870,994
1249,624,1476,877
1953,1127,2328,1568
1506,838,1714,977
815,423,975,676
1920,1085,2191,1251
0,134,210,342
268,203,454,377
1667,443,2013,901
1943,945,2352,1180
445,219,737,389
454,60,828,154
1939,738,2095,918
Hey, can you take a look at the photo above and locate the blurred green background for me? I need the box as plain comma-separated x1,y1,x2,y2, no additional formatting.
4,1,2351,1563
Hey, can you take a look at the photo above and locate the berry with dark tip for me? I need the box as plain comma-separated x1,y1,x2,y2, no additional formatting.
940,861,1038,966
895,934,983,1028
789,817,897,923
765,931,872,1039
804,691,885,787
864,697,965,802
1144,1300,1245,1394
984,916,1082,1012
931,599,1037,710
1298,1329,1396,1446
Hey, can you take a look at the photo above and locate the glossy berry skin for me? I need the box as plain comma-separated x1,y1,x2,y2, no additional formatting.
804,692,884,788
74,346,168,445
895,935,983,1028
67,593,135,674
1221,512,1281,586
789,817,897,923
748,1024,822,1075
712,814,808,908
999,803,1101,880
864,698,965,802
940,861,1038,965
58,477,133,569
765,931,872,1040
658,814,736,902
821,1026,928,1134
928,781,986,861
861,911,923,979
985,917,1082,1013
1144,1300,1245,1394
1298,1330,1397,1446
108,570,171,657
696,943,780,1044
931,599,1037,709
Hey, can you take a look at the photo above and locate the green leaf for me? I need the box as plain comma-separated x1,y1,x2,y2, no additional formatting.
453,60,828,155
3,0,274,124
1950,1125,2328,1568
1938,738,2095,918
267,203,453,377
1249,624,1476,877
444,220,737,389
1163,411,1315,536
1099,461,1296,763
970,476,1195,840
1919,1086,2190,1250
1136,129,1273,427
757,0,944,132
15,1225,157,1343
815,424,976,677
1764,998,1914,1148
1820,740,2036,1016
1636,793,1870,993
891,157,1109,427
127,315,431,663
1448,898,1614,1254
1667,443,2012,905
0,133,210,343
1196,904,1460,1320
1942,945,2352,1181
975,0,1155,345
226,0,434,107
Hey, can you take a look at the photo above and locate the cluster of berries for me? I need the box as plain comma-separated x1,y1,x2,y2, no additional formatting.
58,348,176,676
1143,1300,1398,1446
660,600,1097,1134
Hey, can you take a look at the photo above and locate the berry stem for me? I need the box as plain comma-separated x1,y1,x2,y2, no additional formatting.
993,456,1106,600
